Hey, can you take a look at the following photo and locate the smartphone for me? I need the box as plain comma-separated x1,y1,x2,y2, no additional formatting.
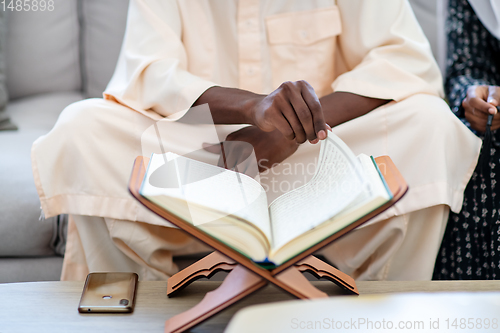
78,272,138,313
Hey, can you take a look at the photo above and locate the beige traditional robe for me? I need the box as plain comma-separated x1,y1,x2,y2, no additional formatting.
32,0,481,281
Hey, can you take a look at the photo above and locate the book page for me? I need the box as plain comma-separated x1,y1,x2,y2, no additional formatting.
142,153,272,241
268,154,393,265
269,134,366,250
309,155,390,228
328,156,376,217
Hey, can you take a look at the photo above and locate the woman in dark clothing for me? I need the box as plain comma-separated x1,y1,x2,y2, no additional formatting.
433,0,500,280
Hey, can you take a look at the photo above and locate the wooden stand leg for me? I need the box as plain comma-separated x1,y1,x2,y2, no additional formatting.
164,265,266,333
164,254,359,331
168,252,237,297
294,255,359,295
274,266,328,299
168,253,359,297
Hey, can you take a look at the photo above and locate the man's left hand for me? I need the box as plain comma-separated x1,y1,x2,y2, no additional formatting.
202,126,299,176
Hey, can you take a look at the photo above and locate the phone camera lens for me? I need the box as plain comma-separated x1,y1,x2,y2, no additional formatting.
119,299,129,306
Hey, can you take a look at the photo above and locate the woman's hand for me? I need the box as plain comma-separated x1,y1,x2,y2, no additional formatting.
203,126,300,176
250,80,330,144
463,85,500,132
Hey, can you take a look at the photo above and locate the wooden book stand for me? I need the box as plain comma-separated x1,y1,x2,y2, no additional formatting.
128,156,408,333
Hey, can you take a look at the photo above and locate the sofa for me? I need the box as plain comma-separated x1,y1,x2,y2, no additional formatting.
0,0,129,283
0,0,446,283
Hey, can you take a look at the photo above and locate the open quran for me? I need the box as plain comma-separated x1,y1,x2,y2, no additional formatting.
139,133,392,266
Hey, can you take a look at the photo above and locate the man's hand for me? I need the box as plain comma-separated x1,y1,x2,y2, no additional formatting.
463,85,500,132
250,80,330,144
203,126,300,176
194,84,389,144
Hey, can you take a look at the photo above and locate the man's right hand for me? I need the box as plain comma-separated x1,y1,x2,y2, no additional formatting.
249,80,330,144
463,85,500,132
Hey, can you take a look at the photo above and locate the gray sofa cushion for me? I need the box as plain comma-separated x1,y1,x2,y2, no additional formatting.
0,10,7,109
80,0,129,98
0,10,15,131
0,92,82,257
6,0,81,100
408,0,447,74
0,257,63,283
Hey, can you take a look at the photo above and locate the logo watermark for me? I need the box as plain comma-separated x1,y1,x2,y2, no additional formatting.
290,317,499,331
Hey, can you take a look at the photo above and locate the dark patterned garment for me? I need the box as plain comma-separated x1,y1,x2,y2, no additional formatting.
433,0,500,280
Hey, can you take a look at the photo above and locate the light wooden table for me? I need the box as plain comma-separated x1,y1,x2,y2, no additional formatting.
1,280,500,332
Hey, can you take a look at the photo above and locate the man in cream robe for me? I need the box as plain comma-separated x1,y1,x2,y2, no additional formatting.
32,0,481,281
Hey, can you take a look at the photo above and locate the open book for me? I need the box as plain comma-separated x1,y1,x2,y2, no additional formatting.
140,133,392,266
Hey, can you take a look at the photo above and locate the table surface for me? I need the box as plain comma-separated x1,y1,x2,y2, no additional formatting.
1,279,500,332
